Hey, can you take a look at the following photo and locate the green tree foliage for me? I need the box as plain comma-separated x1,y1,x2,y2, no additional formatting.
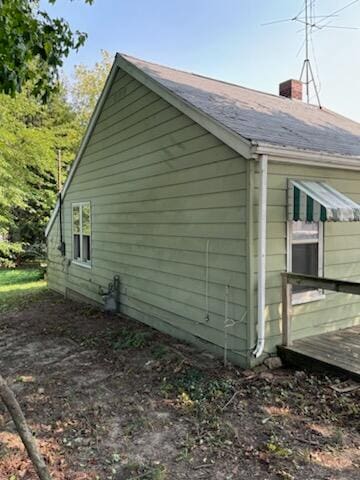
0,85,82,264
70,50,113,127
0,50,112,266
0,0,93,99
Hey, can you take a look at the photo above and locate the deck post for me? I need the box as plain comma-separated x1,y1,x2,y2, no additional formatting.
282,273,293,346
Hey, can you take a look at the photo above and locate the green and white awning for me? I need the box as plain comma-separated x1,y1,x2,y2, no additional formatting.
288,180,360,222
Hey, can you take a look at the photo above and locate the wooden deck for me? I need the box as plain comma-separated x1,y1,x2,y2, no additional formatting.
278,325,360,381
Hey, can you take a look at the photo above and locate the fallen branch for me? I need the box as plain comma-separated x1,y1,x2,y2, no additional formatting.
330,381,359,393
0,375,52,480
221,376,257,411
294,435,319,446
222,390,240,411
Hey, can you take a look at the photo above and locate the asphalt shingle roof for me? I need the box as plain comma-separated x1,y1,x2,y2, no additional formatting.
123,54,360,158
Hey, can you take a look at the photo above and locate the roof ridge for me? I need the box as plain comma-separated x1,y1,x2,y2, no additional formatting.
119,53,323,111
318,104,360,125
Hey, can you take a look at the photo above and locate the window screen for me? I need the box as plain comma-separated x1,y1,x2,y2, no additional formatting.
290,221,322,296
292,243,319,293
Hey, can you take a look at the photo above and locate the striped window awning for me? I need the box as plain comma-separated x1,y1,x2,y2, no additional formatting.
288,180,360,222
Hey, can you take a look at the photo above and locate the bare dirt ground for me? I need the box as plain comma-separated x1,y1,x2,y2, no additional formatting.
0,291,359,480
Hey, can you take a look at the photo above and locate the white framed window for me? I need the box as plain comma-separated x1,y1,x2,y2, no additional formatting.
287,220,324,305
72,202,91,267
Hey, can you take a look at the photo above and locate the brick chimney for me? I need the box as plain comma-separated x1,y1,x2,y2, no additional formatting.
279,79,303,101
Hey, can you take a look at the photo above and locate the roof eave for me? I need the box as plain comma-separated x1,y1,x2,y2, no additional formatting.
253,142,360,170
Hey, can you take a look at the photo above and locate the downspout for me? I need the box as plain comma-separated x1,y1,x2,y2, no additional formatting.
58,194,63,245
57,194,66,257
253,154,268,358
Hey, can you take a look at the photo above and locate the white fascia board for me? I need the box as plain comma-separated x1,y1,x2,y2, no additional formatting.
116,54,252,161
45,59,120,237
253,142,360,171
45,198,59,237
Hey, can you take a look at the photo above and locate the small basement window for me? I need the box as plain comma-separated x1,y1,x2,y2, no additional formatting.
287,220,324,304
72,202,91,266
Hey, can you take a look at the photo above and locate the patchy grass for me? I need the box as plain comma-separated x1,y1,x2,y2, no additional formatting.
111,327,153,350
265,435,293,458
0,268,47,312
115,462,167,480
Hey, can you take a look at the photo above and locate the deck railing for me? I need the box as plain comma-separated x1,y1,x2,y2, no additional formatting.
281,272,360,347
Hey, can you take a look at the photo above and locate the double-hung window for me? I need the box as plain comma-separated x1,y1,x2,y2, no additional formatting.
288,220,324,304
72,202,91,266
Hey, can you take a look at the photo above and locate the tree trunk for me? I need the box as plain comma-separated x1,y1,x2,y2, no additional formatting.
0,375,52,480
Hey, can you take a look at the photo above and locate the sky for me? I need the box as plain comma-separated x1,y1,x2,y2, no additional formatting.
41,0,360,121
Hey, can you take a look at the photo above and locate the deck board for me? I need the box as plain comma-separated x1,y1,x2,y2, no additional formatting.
278,325,360,381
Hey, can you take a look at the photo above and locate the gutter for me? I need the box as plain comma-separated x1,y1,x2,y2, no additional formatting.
253,153,268,358
253,142,360,170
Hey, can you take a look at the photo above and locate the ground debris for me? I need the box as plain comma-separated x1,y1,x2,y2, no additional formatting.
0,291,359,479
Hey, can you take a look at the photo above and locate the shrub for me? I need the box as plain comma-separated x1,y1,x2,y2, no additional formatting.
19,243,46,265
0,241,24,268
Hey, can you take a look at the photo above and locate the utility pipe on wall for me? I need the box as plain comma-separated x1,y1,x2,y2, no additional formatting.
253,154,268,358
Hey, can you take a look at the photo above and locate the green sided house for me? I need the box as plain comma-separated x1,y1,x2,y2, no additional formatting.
45,54,360,371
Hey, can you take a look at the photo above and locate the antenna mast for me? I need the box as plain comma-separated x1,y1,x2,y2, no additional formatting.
262,0,360,108
299,0,321,106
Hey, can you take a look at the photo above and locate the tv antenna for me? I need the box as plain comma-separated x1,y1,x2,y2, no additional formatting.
262,0,360,107
301,0,320,105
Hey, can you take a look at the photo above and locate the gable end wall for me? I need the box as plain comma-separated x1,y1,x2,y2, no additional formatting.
47,67,251,367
